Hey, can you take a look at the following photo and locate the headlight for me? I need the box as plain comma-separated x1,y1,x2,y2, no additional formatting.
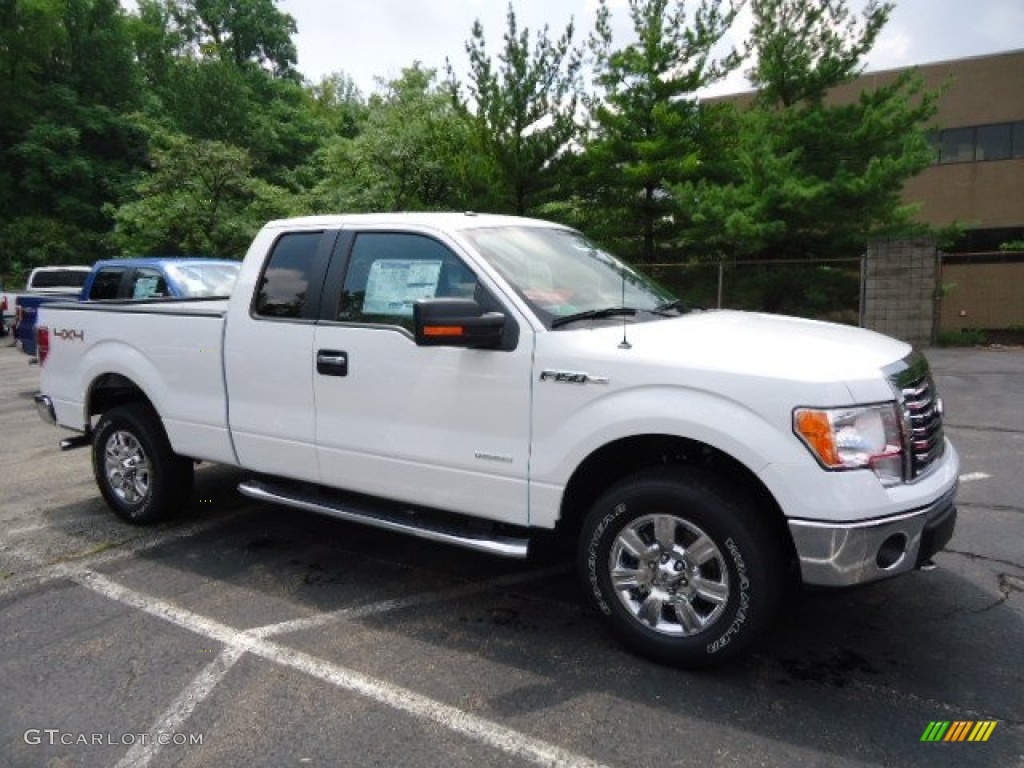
794,404,904,486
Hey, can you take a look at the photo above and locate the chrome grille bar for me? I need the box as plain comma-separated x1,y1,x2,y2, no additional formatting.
887,353,946,480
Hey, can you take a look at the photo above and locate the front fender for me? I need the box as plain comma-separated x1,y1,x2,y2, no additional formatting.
528,385,810,528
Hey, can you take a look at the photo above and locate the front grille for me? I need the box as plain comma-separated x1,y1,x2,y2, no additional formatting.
889,354,945,480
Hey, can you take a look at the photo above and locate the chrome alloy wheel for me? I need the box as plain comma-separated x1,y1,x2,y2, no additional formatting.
103,430,152,505
609,513,730,636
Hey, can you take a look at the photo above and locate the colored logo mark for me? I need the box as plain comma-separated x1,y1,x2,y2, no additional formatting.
921,721,997,742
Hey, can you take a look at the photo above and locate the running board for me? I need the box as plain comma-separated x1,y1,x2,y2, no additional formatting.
237,479,530,559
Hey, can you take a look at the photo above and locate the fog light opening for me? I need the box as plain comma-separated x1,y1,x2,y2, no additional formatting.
876,533,908,570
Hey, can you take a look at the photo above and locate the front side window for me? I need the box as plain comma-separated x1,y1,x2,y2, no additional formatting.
339,233,480,330
254,232,322,319
462,226,676,327
130,268,170,299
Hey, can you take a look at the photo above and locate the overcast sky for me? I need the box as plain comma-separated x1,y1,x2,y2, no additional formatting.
276,0,1023,97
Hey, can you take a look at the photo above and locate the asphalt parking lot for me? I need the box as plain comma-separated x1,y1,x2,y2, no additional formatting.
1,338,1021,768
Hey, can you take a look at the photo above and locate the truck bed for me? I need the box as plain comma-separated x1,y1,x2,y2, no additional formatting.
38,298,237,465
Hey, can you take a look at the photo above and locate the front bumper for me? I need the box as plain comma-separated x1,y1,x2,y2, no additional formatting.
788,484,958,587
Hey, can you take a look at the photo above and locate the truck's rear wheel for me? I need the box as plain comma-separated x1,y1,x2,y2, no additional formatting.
92,404,193,524
579,467,784,667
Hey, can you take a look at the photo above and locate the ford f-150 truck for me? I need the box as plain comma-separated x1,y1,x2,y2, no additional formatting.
16,258,239,356
33,213,959,667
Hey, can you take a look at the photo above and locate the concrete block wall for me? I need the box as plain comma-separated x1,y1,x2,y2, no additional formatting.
863,238,938,347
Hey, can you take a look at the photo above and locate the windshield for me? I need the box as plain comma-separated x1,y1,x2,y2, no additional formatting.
462,226,676,326
165,262,240,298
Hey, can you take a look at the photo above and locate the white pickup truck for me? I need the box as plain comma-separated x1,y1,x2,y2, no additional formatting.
34,213,959,667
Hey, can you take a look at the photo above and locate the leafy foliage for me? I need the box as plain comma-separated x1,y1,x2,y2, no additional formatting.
450,4,583,215
0,0,945,299
579,0,742,262
686,0,938,260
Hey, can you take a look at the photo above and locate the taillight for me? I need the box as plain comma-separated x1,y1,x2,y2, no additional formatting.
36,325,50,365
1,296,6,312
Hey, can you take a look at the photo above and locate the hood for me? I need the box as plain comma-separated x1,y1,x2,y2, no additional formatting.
559,310,911,385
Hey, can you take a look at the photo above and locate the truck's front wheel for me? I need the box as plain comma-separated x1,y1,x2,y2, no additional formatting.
92,404,194,524
579,467,784,667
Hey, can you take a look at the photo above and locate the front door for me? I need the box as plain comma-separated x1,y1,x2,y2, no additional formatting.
312,230,534,525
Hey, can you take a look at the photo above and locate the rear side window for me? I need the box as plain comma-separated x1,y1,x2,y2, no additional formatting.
254,232,322,319
88,269,125,300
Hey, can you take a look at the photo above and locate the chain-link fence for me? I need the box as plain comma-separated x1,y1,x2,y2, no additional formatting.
643,257,865,326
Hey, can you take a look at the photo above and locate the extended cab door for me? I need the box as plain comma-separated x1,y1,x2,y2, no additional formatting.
312,229,534,526
224,229,336,482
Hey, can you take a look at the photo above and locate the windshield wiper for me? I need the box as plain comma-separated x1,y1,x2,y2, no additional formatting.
652,299,691,316
551,306,637,328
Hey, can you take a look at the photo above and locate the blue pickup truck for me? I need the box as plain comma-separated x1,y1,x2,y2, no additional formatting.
16,258,239,355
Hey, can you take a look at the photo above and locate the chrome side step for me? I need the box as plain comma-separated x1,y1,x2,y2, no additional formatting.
237,479,530,559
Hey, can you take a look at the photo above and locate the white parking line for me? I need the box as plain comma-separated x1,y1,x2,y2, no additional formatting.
113,646,245,768
70,567,609,768
959,472,991,483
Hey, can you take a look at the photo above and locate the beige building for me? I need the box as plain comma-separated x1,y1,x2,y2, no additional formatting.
841,50,1024,335
722,49,1024,335
834,49,1024,245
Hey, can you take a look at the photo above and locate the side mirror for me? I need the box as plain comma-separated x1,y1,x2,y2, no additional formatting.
414,298,505,349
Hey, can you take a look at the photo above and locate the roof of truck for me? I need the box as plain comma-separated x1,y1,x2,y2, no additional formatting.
261,212,569,233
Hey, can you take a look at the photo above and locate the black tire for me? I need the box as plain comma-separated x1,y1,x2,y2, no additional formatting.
92,403,194,524
579,467,785,668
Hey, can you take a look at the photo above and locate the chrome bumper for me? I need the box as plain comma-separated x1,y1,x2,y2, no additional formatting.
788,485,958,587
34,393,56,425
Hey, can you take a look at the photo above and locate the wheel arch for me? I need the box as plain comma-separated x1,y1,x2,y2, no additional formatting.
557,434,797,569
87,372,157,422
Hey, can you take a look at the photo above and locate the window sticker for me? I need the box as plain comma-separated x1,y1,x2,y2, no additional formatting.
133,276,161,299
363,259,443,317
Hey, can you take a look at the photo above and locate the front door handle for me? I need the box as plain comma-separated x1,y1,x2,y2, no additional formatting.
316,349,348,376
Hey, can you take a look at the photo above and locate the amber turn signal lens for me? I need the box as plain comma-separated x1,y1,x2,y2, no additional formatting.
794,409,840,467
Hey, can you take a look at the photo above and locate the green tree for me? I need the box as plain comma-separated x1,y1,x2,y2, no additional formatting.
580,0,742,262
111,130,292,256
690,0,938,260
167,0,297,76
450,4,582,215
128,0,322,188
0,0,146,276
307,64,480,213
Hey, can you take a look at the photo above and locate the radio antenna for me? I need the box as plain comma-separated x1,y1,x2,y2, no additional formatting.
618,265,631,350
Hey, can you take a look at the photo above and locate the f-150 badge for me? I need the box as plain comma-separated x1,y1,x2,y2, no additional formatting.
539,370,609,385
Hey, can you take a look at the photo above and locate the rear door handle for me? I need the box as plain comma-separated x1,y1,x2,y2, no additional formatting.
316,349,348,376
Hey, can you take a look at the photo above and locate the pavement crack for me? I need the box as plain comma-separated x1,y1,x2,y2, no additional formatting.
944,422,1024,435
957,501,1024,514
944,548,1024,572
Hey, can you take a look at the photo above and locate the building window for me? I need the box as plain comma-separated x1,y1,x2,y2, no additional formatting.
976,124,1012,161
936,121,1024,164
939,127,975,163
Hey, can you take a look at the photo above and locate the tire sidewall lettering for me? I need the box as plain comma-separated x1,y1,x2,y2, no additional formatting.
586,503,626,616
706,537,751,655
